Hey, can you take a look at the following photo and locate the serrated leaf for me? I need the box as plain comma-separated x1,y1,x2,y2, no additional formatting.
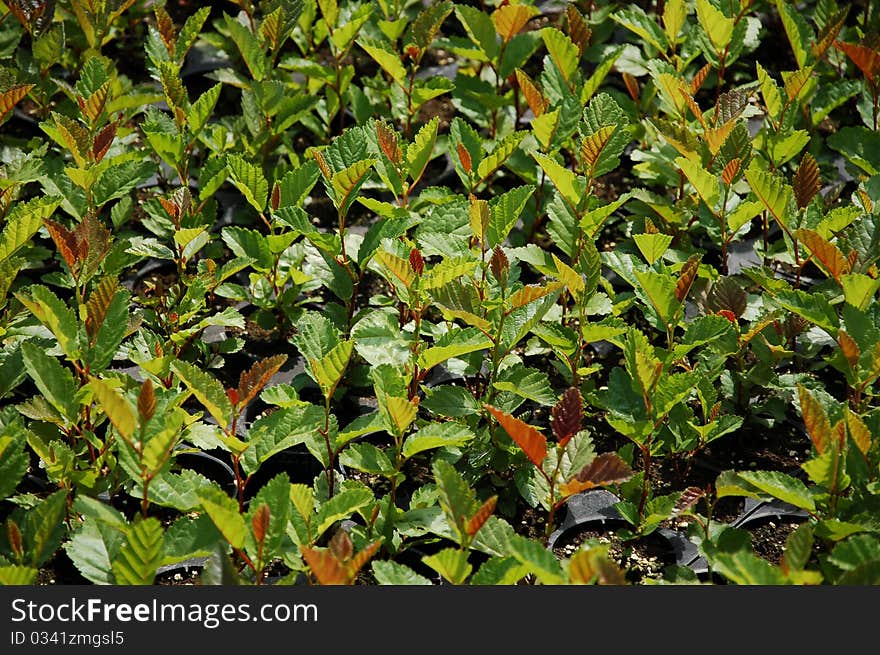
419,328,492,372
633,233,673,265
515,69,547,117
542,27,579,82
331,159,375,216
227,154,268,213
676,156,720,210
309,340,353,402
0,196,61,265
477,131,525,183
797,228,849,282
15,285,79,361
552,387,582,444
372,560,431,585
634,269,678,326
198,487,246,550
533,153,580,209
22,490,68,568
314,488,374,538
744,163,793,229
798,385,831,455
0,84,34,123
171,360,232,429
559,452,634,497
422,548,472,584
20,341,78,421
359,42,407,84
484,405,547,467
402,422,474,459
111,518,164,585
716,470,816,511
0,425,29,501
90,377,137,441
696,0,734,53
188,83,222,135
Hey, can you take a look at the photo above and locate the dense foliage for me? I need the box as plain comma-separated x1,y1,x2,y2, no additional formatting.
1,0,879,586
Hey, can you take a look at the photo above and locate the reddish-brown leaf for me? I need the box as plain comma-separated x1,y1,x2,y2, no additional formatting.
456,143,472,175
673,487,705,514
43,218,79,273
85,275,119,342
812,8,849,60
237,354,288,409
559,453,633,497
484,404,548,467
674,255,701,303
375,120,401,164
0,84,34,123
709,401,722,421
92,121,117,163
690,63,712,95
491,3,537,43
622,72,640,102
465,495,497,537
580,126,616,173
328,528,353,562
798,385,830,455
347,539,383,578
515,69,547,117
7,520,22,557
313,150,332,179
793,152,820,210
552,387,582,446
138,378,156,424
835,40,880,84
154,6,177,56
797,228,849,282
838,330,860,369
679,89,705,128
566,5,591,55
489,245,508,282
79,84,109,125
301,547,349,585
721,158,741,186
270,181,281,211
409,248,425,276
158,196,180,221
252,504,270,544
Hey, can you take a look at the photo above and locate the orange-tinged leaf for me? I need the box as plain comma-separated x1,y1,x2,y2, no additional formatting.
845,409,873,456
409,247,425,276
138,378,156,423
552,387,582,446
0,84,34,122
812,8,848,60
375,120,401,164
92,121,117,163
484,404,547,467
348,539,383,577
515,69,548,117
491,4,537,42
580,125,616,173
43,218,79,272
559,452,633,497
690,63,712,95
155,6,177,56
158,197,179,221
566,5,591,54
508,282,563,309
252,504,270,544
797,228,849,282
313,150,332,179
721,158,741,186
301,547,349,585
835,41,880,83
783,67,814,101
78,83,109,124
568,548,626,585
704,120,737,154
793,152,820,210
838,330,860,369
465,495,497,537
457,143,472,175
674,255,701,303
376,250,415,289
679,89,705,128
489,245,508,282
798,385,830,455
237,354,288,409
622,72,640,102
85,275,119,341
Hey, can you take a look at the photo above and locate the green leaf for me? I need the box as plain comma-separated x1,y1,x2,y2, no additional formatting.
241,405,325,476
171,360,232,429
454,5,498,59
676,156,720,210
221,226,273,272
330,159,375,217
433,458,477,539
111,517,164,585
314,488,374,538
23,490,68,568
744,162,793,229
840,273,880,311
492,367,556,406
340,442,394,476
419,328,492,371
634,269,678,326
421,385,481,417
359,42,406,84
352,310,412,368
309,339,353,402
402,423,474,459
0,423,29,501
696,0,734,53
90,377,137,441
533,152,581,209
198,487,247,549
507,534,566,584
633,233,673,265
0,196,62,265
488,185,535,248
827,127,880,176
245,472,291,559
14,285,80,361
771,289,839,335
227,154,268,212
92,160,155,207
277,161,320,209
20,341,78,421
371,560,432,585
0,566,38,585
407,116,440,184
188,83,222,135
224,14,267,81
422,548,472,584
476,131,525,182
87,288,130,372
715,470,816,511
612,6,668,53
710,550,790,585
